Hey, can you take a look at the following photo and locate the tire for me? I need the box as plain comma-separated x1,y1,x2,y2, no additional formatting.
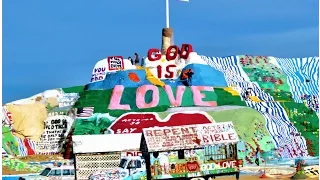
190,178,205,180
18,178,25,180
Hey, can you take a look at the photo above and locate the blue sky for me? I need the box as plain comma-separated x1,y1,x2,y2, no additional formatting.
3,0,319,103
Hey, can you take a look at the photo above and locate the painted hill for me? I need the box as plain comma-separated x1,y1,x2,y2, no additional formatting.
2,52,319,167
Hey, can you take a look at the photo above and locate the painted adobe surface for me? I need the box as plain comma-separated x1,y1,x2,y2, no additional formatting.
2,54,319,167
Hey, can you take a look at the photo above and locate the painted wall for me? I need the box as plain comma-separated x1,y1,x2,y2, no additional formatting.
2,88,78,156
74,54,319,161
149,149,239,179
36,115,74,154
2,52,319,163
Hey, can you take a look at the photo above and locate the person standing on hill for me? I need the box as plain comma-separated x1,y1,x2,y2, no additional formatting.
181,68,194,86
134,53,140,65
245,88,252,100
255,147,260,166
140,57,145,67
128,56,134,65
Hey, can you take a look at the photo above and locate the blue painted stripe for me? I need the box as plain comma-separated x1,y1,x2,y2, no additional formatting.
275,57,319,113
201,55,310,158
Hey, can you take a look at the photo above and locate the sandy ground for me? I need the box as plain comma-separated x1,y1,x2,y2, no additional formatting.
2,154,64,175
17,154,64,162
2,170,318,179
2,166,32,175
3,155,319,179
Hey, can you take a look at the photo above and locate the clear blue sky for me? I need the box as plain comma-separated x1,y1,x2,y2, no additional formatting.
3,0,319,103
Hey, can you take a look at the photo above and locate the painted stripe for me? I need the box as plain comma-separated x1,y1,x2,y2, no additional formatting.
275,57,319,113
15,137,27,156
200,55,309,158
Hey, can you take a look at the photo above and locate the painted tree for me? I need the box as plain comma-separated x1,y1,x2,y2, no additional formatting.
255,57,260,63
270,76,277,83
245,156,253,164
263,76,269,82
306,138,315,156
240,58,247,66
291,159,308,179
244,142,254,164
263,58,267,63
250,138,269,178
260,151,272,178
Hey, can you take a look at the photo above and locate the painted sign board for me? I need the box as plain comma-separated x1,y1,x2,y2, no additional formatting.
143,122,239,152
90,56,125,83
37,115,74,154
108,111,214,134
90,58,108,83
108,56,124,70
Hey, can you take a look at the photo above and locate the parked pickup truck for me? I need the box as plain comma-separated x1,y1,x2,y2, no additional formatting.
19,165,75,180
89,156,146,180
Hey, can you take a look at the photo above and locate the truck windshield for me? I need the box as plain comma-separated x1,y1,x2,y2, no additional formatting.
119,159,127,169
40,168,51,176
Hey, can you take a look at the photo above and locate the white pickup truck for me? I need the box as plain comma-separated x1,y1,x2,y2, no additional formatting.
18,165,75,180
89,156,146,180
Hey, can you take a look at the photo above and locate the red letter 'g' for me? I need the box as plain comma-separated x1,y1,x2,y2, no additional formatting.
148,48,161,61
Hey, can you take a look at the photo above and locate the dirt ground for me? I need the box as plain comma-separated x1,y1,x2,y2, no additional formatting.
17,154,64,162
2,154,64,175
2,166,33,175
3,154,319,179
2,170,318,179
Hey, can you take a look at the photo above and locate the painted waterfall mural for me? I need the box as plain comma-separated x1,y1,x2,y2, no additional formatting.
2,46,319,170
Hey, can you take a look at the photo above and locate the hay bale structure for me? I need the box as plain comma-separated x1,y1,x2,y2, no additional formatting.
161,28,173,55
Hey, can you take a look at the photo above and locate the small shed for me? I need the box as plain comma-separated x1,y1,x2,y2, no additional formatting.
72,134,142,180
139,122,240,179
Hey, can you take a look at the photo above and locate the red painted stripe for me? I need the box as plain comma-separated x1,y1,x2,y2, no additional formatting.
23,138,35,155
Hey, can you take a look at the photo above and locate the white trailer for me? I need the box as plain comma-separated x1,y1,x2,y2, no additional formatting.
72,133,142,180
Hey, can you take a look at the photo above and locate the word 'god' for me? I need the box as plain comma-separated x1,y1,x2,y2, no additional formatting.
147,44,193,61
